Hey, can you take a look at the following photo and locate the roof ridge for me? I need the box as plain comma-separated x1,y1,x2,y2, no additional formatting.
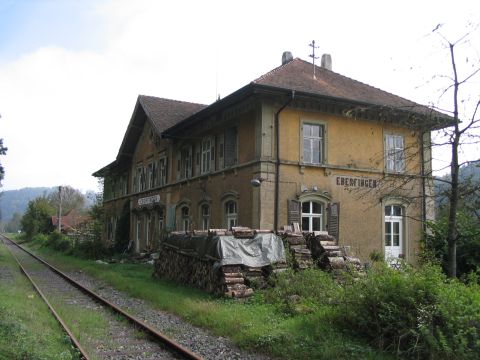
252,57,302,83
138,94,207,107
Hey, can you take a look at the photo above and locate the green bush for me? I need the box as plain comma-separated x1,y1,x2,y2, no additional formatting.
72,238,111,259
263,268,342,315
46,231,72,252
30,233,48,247
337,263,480,359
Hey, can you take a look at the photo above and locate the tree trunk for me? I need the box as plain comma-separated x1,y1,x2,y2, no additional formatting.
446,43,460,278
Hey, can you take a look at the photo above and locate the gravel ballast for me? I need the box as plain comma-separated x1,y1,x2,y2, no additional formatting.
67,269,272,360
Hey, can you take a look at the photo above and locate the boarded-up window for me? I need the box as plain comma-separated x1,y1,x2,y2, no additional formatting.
288,199,301,225
327,202,340,241
224,127,237,167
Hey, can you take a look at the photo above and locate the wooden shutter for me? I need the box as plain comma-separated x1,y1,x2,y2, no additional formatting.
287,199,301,225
327,202,340,241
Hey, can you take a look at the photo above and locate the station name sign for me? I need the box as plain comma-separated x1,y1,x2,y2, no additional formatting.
138,194,160,206
336,176,379,189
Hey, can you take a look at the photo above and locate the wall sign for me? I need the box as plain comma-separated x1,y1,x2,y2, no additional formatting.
335,176,379,189
138,194,160,206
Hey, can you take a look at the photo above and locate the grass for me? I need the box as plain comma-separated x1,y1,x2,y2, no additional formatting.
0,240,80,360
22,243,391,360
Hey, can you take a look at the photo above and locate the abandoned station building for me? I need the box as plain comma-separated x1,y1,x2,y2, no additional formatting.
94,53,450,262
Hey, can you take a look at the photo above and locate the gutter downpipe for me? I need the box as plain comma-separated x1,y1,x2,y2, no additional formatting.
274,90,295,232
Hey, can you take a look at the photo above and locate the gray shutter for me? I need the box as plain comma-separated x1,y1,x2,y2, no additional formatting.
287,199,301,225
327,202,340,241
224,127,237,167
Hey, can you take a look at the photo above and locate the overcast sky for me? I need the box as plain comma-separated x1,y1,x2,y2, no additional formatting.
0,0,479,192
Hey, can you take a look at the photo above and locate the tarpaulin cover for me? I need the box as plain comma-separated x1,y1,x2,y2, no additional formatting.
163,233,286,268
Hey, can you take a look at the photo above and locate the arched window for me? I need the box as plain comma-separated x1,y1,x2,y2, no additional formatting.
301,201,323,232
201,204,210,230
181,206,190,231
225,200,237,229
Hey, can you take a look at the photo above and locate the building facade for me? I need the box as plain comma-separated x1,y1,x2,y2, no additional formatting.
94,55,450,262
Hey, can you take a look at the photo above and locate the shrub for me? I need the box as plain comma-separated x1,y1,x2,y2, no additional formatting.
31,233,48,247
72,238,111,259
46,231,72,252
263,269,342,315
337,263,480,359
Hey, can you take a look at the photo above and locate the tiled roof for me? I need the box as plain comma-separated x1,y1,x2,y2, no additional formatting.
253,58,439,117
138,95,206,133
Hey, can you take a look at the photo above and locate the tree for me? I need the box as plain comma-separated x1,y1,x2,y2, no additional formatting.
21,197,55,240
47,185,86,215
432,26,480,277
5,212,22,233
351,25,480,278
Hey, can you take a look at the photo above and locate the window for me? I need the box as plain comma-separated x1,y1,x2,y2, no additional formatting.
201,137,214,174
178,147,192,179
303,123,324,164
136,166,146,192
385,134,405,172
384,205,404,260
147,162,155,189
301,201,323,232
135,215,141,252
158,156,167,186
201,204,210,230
145,213,151,247
181,206,190,231
158,209,164,234
225,200,237,229
224,127,237,167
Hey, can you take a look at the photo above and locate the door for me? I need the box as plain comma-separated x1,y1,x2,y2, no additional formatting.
384,205,403,262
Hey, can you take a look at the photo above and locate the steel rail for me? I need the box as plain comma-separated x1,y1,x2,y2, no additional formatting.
1,235,89,360
2,235,204,360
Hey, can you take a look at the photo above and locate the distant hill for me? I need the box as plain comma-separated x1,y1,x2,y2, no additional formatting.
435,162,480,209
0,187,56,221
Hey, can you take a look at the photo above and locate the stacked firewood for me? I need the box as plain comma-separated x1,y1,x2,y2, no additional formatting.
306,233,364,276
220,265,253,298
281,233,314,269
154,228,288,298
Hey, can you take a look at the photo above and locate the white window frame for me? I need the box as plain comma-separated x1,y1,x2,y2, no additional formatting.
225,200,237,229
200,204,210,231
385,134,405,173
158,155,167,186
181,206,190,231
301,121,326,165
301,201,323,232
200,136,215,174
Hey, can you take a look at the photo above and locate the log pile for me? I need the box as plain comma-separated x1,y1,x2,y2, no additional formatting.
153,228,286,298
281,233,314,269
306,233,364,277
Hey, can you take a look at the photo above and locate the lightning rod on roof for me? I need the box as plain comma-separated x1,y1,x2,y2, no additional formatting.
309,40,319,79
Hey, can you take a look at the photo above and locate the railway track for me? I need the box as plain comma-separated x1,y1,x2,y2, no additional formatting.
1,235,203,360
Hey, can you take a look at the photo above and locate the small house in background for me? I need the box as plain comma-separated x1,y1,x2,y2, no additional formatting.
93,53,451,263
51,209,91,234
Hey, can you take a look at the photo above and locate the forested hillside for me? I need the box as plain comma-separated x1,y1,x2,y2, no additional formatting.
0,187,55,222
